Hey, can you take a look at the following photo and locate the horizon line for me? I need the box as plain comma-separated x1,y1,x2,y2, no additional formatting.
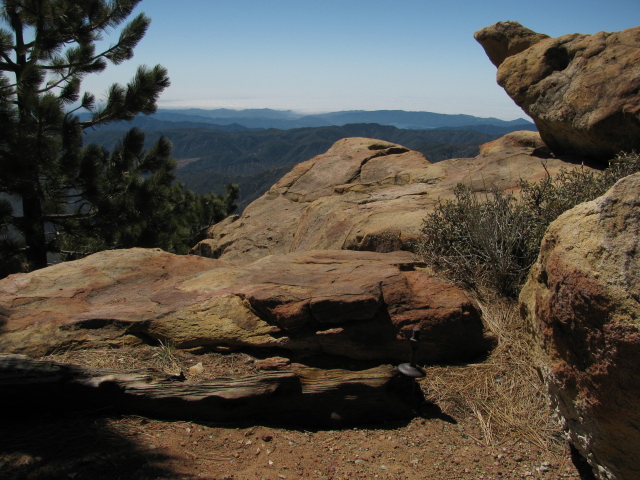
154,105,532,122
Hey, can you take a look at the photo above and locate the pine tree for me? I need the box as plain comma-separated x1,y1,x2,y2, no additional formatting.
0,0,236,276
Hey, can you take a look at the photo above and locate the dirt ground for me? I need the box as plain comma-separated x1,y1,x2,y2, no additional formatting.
1,408,583,480
0,346,591,480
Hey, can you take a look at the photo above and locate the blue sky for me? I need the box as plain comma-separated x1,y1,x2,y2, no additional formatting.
81,0,640,120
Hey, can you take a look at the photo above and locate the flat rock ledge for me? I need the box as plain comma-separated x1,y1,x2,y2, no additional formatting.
0,248,493,365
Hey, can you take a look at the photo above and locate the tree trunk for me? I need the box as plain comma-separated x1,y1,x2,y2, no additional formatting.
22,193,48,270
9,8,48,271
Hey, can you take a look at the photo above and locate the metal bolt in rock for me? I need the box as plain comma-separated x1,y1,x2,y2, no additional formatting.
398,329,426,378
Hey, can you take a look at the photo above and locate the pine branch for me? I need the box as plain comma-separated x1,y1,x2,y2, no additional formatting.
0,50,15,67
57,248,100,256
38,72,75,94
43,212,95,221
0,61,17,71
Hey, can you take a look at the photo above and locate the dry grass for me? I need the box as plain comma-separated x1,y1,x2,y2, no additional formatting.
41,344,160,370
39,343,259,379
420,294,564,454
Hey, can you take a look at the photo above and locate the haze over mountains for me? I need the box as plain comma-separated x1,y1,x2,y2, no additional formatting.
84,108,535,210
92,108,533,132
152,108,532,130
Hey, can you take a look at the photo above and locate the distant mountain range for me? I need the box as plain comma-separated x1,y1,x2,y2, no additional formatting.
83,108,536,210
94,108,534,131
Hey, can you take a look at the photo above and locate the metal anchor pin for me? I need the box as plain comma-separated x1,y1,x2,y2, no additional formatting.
398,329,426,378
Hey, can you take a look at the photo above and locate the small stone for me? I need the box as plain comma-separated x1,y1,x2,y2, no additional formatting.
255,357,291,371
188,362,204,375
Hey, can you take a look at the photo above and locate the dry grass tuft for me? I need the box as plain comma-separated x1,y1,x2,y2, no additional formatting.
420,294,564,453
152,339,181,374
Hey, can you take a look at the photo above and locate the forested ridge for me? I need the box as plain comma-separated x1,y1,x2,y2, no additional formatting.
86,122,533,209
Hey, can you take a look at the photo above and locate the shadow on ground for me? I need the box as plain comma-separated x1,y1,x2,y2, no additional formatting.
0,410,198,480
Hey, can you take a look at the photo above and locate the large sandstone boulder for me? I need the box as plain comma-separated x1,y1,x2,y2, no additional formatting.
475,21,640,163
0,248,492,364
520,173,640,480
193,133,580,264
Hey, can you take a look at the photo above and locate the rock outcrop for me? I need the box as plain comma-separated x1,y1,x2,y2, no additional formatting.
520,173,640,480
475,21,640,163
0,248,492,364
193,133,578,264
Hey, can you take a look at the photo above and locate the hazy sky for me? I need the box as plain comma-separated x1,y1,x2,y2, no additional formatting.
81,0,640,120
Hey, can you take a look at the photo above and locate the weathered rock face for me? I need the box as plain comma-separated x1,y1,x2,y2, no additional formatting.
475,21,640,163
193,134,578,264
473,21,550,68
520,173,640,480
0,248,492,364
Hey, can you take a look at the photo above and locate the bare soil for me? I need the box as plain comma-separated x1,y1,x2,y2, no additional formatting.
0,346,588,480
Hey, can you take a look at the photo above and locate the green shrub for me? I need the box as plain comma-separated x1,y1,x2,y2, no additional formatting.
417,152,640,297
418,184,533,297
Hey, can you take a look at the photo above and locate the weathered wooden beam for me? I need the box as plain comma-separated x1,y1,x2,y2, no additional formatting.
0,355,423,427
